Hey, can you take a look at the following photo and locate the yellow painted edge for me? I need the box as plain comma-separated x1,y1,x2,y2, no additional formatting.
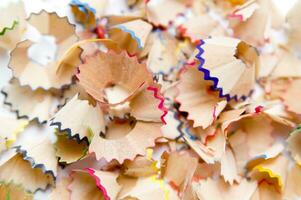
150,175,170,200
254,165,283,188
5,121,29,149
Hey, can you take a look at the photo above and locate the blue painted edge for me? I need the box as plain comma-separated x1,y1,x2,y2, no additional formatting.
115,25,143,49
195,39,251,102
70,0,96,14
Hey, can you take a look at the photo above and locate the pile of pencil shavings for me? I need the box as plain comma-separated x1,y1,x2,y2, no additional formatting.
0,0,301,199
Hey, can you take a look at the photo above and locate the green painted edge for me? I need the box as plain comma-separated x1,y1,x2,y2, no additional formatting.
0,20,19,36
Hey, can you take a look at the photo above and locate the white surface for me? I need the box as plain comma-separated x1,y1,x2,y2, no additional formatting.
273,0,298,16
28,35,58,66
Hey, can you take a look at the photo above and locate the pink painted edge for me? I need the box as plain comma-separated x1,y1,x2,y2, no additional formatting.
177,24,202,44
227,13,244,21
255,105,264,113
147,86,168,124
85,168,111,200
